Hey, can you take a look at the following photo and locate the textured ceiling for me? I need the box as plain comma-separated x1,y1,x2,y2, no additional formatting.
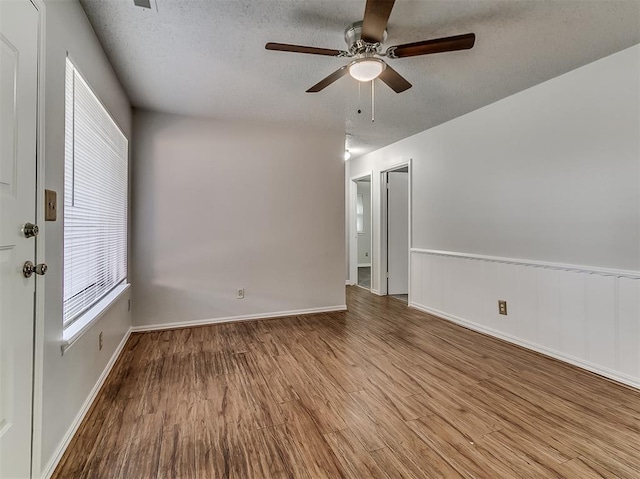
79,0,640,158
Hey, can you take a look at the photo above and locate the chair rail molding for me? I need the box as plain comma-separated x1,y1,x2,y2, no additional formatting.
410,248,640,279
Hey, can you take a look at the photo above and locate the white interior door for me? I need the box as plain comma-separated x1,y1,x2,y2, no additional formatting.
387,171,408,295
349,180,358,285
0,1,39,477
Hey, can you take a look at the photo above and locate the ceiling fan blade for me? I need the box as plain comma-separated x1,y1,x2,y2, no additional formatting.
265,42,348,57
378,64,412,93
306,65,349,93
386,33,475,58
361,0,395,43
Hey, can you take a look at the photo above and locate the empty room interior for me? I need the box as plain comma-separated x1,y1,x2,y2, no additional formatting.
2,0,640,478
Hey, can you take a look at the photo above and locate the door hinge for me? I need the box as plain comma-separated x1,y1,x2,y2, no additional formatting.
386,271,390,278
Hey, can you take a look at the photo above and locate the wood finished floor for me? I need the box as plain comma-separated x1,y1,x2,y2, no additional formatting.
54,286,640,478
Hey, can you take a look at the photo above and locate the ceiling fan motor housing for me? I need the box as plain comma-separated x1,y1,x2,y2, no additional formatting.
265,0,475,94
345,21,387,57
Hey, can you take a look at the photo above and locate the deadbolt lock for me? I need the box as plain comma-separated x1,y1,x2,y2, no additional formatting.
22,222,39,238
23,261,47,278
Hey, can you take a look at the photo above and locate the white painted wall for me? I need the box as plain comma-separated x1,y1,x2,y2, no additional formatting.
356,181,371,266
131,110,345,329
347,44,640,387
38,1,132,476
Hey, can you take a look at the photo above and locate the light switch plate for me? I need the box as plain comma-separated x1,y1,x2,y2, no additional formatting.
45,189,57,221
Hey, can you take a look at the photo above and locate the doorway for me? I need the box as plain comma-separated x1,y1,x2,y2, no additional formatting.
349,173,372,290
382,165,409,302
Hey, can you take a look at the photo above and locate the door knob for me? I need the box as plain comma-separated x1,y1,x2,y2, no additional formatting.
23,261,47,278
22,222,39,238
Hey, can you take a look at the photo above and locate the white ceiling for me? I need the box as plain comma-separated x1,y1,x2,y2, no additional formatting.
79,0,640,158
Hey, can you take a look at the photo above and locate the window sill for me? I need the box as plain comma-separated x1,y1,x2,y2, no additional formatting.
61,282,130,354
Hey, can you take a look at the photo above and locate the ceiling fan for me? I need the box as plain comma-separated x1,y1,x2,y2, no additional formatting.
265,0,476,94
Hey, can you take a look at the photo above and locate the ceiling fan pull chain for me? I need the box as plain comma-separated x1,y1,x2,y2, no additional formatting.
371,79,375,123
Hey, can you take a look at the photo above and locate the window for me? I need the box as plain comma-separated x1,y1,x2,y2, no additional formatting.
356,194,365,234
63,58,128,329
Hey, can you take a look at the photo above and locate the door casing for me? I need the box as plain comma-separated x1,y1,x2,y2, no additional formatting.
379,160,412,297
0,0,43,477
348,171,373,288
30,0,47,477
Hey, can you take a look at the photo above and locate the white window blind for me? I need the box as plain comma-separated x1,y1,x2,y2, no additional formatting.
64,58,128,328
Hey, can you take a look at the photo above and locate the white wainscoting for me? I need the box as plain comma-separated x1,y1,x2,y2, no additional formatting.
409,249,640,389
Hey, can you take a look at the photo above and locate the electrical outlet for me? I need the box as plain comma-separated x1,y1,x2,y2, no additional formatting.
237,288,245,299
498,300,508,316
99,331,103,350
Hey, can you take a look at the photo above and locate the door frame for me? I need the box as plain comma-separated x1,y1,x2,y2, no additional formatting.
379,160,412,298
348,171,373,288
30,0,46,476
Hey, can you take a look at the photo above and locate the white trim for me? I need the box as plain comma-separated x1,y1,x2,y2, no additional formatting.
407,160,412,304
354,284,371,292
382,160,412,173
380,160,412,297
345,280,354,286
409,302,640,391
379,173,386,296
410,248,640,279
349,171,373,289
370,289,384,296
31,0,46,476
61,283,130,353
40,327,133,479
350,172,373,182
357,263,371,267
132,305,348,332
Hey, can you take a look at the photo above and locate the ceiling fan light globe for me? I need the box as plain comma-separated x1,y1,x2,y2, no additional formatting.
348,58,385,82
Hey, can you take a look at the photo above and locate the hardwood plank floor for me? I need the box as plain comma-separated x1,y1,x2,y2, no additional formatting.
53,286,640,478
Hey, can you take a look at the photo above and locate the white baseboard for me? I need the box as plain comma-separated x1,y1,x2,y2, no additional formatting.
41,327,133,479
370,289,383,296
132,305,348,332
357,263,371,267
409,302,640,391
346,280,355,286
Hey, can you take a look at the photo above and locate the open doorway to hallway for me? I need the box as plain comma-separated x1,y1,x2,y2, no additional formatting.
350,174,372,290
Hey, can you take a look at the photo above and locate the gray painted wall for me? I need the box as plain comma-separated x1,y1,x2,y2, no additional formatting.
40,0,132,475
131,111,346,328
348,44,640,293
